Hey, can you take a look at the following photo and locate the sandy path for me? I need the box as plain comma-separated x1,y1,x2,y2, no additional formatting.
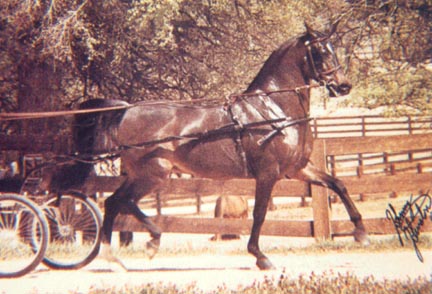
1,234,431,294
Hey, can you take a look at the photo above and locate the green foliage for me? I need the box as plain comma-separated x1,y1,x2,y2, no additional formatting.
340,0,432,114
351,65,432,115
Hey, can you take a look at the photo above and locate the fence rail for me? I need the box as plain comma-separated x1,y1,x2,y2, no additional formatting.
311,115,432,138
112,216,432,238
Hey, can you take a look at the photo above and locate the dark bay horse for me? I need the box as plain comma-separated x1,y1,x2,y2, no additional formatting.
70,23,369,270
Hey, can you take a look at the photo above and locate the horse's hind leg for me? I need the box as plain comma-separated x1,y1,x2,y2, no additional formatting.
99,175,164,268
123,199,161,259
294,162,369,244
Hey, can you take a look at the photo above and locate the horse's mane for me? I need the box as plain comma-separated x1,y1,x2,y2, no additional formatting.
246,33,307,92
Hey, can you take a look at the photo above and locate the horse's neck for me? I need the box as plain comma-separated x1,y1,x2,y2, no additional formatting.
246,76,311,119
273,88,310,119
244,41,312,118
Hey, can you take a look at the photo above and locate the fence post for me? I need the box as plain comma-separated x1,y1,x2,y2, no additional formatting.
196,193,202,214
156,192,162,215
329,155,336,177
361,117,366,136
408,116,412,135
313,117,318,138
310,139,331,241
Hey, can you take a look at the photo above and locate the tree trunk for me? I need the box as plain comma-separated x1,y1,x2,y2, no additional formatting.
17,60,64,136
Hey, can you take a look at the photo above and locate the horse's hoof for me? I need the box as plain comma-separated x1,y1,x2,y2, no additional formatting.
256,257,276,270
145,240,159,260
99,244,128,272
109,259,128,273
354,228,370,246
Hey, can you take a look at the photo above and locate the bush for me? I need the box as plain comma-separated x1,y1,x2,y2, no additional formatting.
83,272,432,294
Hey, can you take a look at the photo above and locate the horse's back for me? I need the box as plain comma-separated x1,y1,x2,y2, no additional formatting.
78,98,130,109
116,102,231,146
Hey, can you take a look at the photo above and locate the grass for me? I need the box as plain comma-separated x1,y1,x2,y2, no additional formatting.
271,234,432,255
113,233,432,258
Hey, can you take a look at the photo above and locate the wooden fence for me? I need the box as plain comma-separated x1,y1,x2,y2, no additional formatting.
87,133,432,240
311,115,432,138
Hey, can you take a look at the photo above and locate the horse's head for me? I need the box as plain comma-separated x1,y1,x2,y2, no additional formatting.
303,22,352,97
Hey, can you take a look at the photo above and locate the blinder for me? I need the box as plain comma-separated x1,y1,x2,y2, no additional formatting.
304,38,342,85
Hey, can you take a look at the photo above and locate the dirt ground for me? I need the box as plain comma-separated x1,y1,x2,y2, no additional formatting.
1,233,431,294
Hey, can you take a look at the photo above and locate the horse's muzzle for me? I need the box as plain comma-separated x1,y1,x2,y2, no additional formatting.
327,81,352,97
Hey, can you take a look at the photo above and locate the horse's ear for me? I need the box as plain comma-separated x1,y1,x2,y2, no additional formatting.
304,22,318,38
328,19,340,37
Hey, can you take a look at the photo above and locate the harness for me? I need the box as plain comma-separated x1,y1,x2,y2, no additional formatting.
225,87,315,176
222,37,342,175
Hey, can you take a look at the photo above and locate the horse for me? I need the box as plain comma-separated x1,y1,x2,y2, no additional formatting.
211,195,249,241
65,22,369,270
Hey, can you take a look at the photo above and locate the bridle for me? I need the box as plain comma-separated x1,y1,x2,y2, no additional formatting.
224,37,345,149
304,37,341,85
226,36,343,104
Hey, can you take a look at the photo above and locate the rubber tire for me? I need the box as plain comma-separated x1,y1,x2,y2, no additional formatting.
0,194,48,278
42,191,102,270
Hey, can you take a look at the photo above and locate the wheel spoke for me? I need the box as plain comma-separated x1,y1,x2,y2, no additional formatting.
0,194,48,278
42,192,101,269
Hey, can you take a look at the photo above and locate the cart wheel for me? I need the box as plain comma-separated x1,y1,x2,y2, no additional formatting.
0,194,49,278
42,191,102,270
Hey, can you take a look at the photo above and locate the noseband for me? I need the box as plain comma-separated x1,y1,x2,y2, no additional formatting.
304,39,341,84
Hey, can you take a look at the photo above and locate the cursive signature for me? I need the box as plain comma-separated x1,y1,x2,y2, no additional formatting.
386,193,431,262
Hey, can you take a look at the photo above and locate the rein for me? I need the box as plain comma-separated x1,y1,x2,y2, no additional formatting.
0,84,323,121
227,84,321,102
0,105,133,121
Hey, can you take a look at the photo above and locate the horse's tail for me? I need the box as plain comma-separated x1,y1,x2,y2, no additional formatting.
49,99,129,193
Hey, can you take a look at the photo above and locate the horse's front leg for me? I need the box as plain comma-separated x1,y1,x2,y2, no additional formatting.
99,184,128,270
294,161,369,245
247,178,276,270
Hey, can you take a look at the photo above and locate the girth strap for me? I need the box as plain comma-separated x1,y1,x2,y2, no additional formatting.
227,106,249,177
257,117,312,146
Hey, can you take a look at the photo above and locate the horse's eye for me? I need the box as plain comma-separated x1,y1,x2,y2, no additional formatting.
318,44,329,55
313,48,324,62
319,45,327,54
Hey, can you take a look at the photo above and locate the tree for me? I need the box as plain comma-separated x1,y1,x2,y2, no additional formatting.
1,0,430,138
339,0,432,114
0,0,305,124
